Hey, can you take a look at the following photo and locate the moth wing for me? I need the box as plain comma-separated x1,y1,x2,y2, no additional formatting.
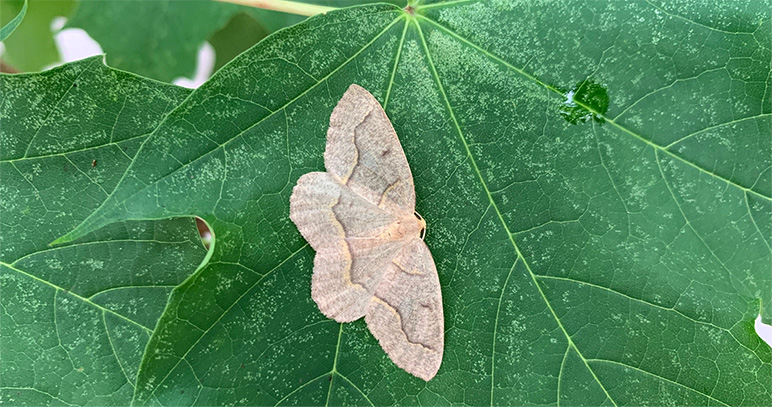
365,238,444,381
325,84,416,215
290,172,403,322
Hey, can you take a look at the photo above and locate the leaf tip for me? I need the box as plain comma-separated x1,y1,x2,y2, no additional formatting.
49,234,73,247
50,223,91,246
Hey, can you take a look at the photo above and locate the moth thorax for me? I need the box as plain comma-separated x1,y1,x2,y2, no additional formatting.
381,214,423,240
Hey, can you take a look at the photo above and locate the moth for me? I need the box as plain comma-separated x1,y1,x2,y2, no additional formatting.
289,84,444,381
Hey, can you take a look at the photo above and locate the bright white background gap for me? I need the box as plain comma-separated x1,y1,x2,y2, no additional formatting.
45,18,215,88
1,20,771,348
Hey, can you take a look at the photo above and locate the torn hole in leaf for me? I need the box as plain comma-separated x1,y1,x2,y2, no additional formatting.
755,315,772,347
560,78,609,125
196,217,212,249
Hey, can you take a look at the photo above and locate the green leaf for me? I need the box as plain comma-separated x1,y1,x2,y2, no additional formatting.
208,1,411,74
208,13,271,75
20,0,772,405
65,0,244,82
0,0,74,72
66,0,409,82
208,12,301,75
0,57,207,404
0,0,26,41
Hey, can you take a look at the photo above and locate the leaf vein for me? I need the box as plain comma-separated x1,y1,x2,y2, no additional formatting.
56,13,405,244
1,261,152,332
416,15,772,201
585,358,731,407
413,17,620,407
535,274,765,363
136,244,309,402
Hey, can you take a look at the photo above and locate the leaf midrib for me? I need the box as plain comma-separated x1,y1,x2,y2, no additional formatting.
411,17,620,407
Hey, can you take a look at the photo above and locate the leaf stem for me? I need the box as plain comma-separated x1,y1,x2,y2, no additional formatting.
213,0,336,16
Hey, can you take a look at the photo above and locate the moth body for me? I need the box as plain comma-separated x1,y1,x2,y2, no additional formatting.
378,214,424,241
289,84,444,381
